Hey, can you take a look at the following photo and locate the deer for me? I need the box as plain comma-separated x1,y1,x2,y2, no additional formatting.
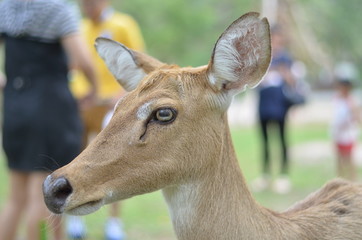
43,12,362,240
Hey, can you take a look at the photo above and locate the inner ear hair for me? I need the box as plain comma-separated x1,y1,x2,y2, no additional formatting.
207,12,271,94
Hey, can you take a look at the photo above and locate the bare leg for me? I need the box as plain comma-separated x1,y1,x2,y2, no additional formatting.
110,202,121,218
105,202,125,239
342,152,357,181
0,171,27,240
49,214,64,240
337,151,344,178
337,149,357,181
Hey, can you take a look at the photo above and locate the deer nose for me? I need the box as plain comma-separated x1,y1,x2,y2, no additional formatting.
43,175,73,214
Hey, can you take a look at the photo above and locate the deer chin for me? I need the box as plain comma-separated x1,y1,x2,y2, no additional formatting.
65,198,105,216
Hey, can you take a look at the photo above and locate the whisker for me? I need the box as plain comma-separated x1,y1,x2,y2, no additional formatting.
44,213,65,235
40,154,61,167
35,166,54,173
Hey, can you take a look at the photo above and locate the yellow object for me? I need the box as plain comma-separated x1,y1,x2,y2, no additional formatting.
71,11,145,99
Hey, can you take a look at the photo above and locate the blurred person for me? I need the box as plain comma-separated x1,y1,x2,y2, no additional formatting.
68,0,145,239
252,25,295,194
0,0,97,239
0,71,6,88
331,79,360,181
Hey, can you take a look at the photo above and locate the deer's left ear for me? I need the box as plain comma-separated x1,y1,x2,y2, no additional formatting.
207,12,271,96
95,38,164,92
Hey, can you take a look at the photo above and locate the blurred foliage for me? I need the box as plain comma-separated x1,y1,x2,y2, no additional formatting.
301,0,362,65
2,0,360,86
108,0,361,86
112,0,258,67
297,0,362,84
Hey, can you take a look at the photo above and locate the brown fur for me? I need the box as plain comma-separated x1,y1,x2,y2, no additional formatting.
43,12,362,240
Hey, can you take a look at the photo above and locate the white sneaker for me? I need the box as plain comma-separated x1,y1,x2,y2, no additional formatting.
273,176,291,194
105,218,126,240
251,175,271,192
67,216,86,239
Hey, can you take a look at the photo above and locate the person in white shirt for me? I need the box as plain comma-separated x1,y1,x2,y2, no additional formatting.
331,79,361,181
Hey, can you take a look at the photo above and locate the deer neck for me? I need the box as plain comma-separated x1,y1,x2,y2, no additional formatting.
162,116,277,240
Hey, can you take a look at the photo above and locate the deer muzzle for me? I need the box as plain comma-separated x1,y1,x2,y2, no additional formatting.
43,174,73,214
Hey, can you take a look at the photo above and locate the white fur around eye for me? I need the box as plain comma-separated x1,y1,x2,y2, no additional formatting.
137,101,153,120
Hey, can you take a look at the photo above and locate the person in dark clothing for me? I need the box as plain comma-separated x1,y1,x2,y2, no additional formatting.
0,1,97,239
252,26,295,194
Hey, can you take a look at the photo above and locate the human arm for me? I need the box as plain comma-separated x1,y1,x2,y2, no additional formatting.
278,64,295,87
0,70,5,89
61,34,98,108
0,39,6,89
351,99,362,125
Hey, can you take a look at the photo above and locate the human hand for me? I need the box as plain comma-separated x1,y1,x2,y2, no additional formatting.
79,88,97,110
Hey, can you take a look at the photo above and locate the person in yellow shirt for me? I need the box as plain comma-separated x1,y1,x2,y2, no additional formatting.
68,0,145,239
72,0,144,105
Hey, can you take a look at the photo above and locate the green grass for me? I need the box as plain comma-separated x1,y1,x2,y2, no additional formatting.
232,124,335,209
0,123,358,239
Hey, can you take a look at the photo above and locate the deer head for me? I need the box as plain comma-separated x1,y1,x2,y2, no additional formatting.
43,12,271,216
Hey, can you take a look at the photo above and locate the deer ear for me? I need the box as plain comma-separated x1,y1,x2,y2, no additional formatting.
207,12,271,96
95,38,164,92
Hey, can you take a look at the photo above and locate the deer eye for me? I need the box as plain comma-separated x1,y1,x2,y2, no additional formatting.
154,108,177,124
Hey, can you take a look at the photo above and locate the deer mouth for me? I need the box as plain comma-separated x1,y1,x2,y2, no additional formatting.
66,198,105,216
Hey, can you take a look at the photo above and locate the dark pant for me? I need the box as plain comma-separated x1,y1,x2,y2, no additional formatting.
259,118,288,175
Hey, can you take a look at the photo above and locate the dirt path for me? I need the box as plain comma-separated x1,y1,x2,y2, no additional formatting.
291,141,362,166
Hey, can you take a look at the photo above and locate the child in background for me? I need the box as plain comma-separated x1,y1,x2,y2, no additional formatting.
331,79,361,181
